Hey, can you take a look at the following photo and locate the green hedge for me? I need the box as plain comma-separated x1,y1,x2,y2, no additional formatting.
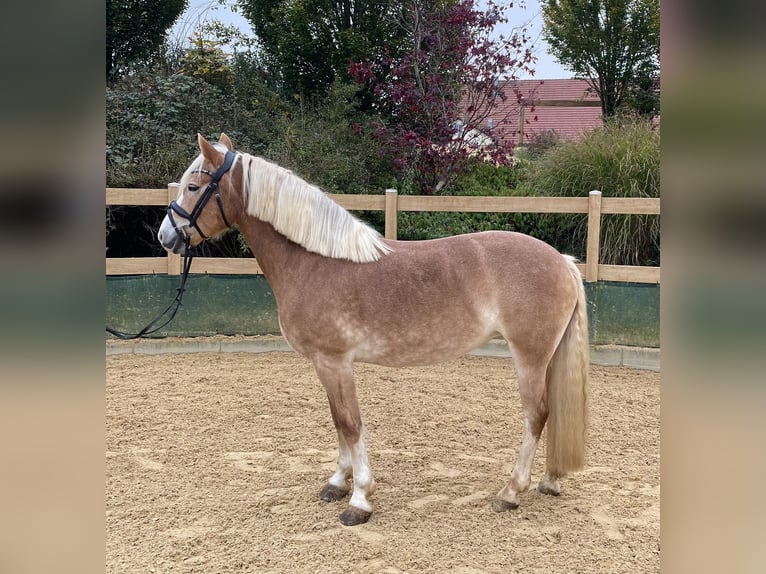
527,115,660,266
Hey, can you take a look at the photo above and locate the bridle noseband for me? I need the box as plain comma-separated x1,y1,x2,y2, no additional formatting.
167,149,236,240
106,149,237,340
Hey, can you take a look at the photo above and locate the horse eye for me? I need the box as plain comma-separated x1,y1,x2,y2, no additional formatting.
188,183,200,193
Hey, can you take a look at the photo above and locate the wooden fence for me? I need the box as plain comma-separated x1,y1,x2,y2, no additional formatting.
106,186,660,284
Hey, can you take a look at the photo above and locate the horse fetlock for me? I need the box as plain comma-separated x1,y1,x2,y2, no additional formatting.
492,484,521,512
339,505,372,526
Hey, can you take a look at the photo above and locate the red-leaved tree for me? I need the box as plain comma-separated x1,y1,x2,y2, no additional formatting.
350,0,535,194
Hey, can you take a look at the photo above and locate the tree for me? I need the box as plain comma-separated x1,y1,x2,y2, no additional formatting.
350,0,534,194
178,34,235,90
106,0,188,81
541,0,659,117
239,0,407,97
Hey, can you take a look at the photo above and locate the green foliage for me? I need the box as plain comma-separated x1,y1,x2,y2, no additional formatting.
448,159,532,196
238,0,407,97
266,82,393,196
106,0,188,81
106,73,251,187
541,0,659,117
179,34,235,90
400,117,661,264
397,158,559,241
523,129,562,158
397,208,568,245
528,115,660,265
620,70,660,117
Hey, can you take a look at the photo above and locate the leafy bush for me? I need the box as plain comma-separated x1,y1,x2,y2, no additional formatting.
178,35,235,90
397,158,555,240
524,129,562,158
106,72,247,188
449,158,532,196
266,82,393,196
527,116,660,265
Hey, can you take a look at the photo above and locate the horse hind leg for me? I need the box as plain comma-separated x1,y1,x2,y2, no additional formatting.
313,355,375,526
493,359,549,512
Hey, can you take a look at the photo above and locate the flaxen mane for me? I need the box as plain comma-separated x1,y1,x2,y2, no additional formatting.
239,153,391,263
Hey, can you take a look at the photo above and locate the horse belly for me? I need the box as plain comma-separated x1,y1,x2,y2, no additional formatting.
348,305,500,367
355,337,495,367
278,288,497,366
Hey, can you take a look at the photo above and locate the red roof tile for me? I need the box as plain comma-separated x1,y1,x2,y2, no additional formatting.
505,78,599,102
475,78,604,143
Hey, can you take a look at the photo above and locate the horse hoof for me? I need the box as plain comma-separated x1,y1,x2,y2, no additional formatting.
537,483,561,497
339,506,372,526
319,483,349,502
491,497,519,513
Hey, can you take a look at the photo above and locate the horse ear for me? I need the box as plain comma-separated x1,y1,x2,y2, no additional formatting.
198,133,221,165
218,132,233,150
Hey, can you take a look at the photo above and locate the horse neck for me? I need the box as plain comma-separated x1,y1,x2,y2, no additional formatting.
237,215,303,289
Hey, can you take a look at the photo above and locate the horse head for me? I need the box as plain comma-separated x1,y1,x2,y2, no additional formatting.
158,133,239,255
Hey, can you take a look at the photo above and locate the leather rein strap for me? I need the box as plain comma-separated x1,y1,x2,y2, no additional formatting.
106,240,193,340
106,150,237,340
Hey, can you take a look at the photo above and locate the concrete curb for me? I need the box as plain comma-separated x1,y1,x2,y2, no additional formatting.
590,345,660,371
107,335,659,372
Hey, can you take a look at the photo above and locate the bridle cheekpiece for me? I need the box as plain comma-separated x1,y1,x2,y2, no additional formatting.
167,149,236,240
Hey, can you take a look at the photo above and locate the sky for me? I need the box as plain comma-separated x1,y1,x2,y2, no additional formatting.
171,0,572,79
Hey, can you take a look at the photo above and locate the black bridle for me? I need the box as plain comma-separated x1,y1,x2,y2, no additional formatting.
166,150,236,240
106,150,237,340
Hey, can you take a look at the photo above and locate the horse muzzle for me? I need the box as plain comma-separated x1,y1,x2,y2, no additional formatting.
158,216,188,255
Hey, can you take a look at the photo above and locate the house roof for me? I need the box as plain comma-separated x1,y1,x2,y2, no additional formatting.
506,78,599,102
482,78,604,143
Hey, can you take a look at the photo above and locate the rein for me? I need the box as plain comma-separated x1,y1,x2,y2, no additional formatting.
106,150,237,340
106,240,193,340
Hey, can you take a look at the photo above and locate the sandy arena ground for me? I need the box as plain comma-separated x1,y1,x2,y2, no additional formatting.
106,350,659,573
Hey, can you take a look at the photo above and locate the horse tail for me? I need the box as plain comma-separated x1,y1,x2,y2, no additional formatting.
545,255,588,478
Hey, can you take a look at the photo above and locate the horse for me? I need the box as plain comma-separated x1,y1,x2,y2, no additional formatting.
158,133,589,526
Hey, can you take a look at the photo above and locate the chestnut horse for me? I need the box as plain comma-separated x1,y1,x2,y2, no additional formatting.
158,134,588,526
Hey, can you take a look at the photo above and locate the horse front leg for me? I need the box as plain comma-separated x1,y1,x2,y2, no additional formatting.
319,424,352,502
313,355,375,526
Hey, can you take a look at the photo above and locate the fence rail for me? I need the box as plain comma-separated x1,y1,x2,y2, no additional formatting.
106,186,660,284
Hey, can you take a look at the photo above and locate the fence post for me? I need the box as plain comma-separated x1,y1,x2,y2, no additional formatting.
385,188,398,240
585,190,602,282
166,183,182,275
